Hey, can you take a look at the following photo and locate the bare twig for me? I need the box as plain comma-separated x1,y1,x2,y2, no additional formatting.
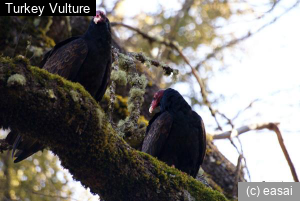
220,110,252,181
235,135,251,181
220,112,251,181
111,22,157,43
232,99,260,121
242,156,251,182
217,111,234,127
264,0,282,15
268,123,299,182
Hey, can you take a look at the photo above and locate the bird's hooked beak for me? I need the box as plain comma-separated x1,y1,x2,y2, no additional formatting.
149,100,158,113
94,11,105,24
149,90,165,113
149,106,153,113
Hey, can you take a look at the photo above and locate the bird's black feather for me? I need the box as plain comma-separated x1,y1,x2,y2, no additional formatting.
146,111,162,134
143,112,173,156
142,88,206,178
39,36,81,68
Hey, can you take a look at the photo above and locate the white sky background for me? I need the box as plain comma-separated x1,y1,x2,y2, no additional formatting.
54,0,300,200
206,0,300,182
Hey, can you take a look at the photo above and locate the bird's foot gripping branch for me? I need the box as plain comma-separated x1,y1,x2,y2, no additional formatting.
0,56,227,201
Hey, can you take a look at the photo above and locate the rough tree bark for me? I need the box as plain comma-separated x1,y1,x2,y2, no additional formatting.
201,139,246,197
0,57,227,201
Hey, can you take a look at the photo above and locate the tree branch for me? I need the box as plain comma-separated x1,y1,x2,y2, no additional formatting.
0,57,227,201
268,123,299,182
211,122,280,139
211,122,299,182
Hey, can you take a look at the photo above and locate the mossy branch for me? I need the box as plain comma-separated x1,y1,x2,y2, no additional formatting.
0,56,227,201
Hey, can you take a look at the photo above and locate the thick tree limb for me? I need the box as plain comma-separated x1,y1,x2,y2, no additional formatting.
201,140,246,198
0,57,227,201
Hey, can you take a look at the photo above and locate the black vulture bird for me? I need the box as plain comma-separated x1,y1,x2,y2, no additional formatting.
6,11,112,163
142,88,206,178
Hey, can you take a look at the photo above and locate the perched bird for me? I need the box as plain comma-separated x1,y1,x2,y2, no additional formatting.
142,88,206,178
6,11,112,163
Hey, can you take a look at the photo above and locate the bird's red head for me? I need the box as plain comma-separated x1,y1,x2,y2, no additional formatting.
149,90,165,113
94,11,106,24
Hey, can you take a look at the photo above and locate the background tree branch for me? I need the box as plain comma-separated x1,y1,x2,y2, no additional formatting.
211,122,299,182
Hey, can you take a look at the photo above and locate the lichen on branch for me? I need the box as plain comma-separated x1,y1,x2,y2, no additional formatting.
110,48,178,141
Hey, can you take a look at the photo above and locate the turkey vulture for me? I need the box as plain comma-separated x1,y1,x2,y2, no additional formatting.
142,88,206,178
6,11,112,163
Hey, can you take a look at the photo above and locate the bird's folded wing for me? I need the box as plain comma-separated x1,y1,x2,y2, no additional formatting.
142,112,173,157
95,57,112,101
42,38,88,79
39,36,80,68
194,112,206,167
